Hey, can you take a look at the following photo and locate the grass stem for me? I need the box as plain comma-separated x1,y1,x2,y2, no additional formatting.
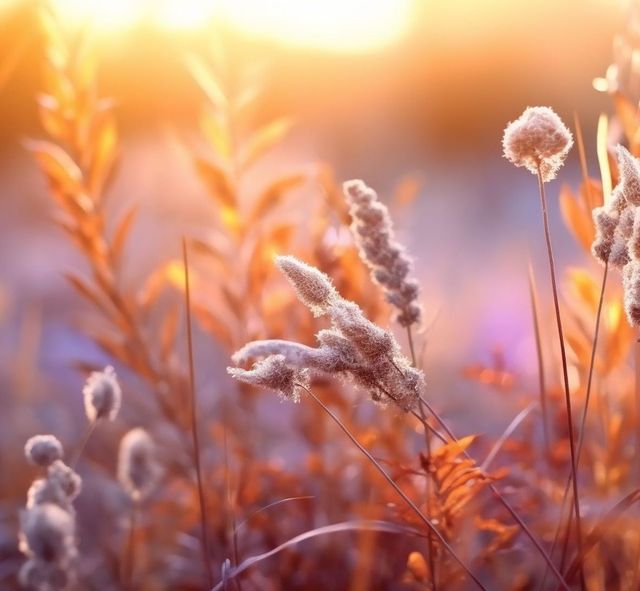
535,165,585,590
298,383,487,590
183,238,214,588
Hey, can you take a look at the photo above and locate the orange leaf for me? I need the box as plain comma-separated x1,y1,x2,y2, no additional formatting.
559,184,594,253
194,158,236,209
249,173,306,223
241,117,294,170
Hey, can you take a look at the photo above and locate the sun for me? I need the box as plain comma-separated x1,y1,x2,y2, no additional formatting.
47,0,413,52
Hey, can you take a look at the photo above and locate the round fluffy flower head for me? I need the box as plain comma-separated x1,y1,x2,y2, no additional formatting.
502,106,573,182
25,435,64,468
83,365,121,422
118,428,160,501
228,354,308,402
275,255,339,316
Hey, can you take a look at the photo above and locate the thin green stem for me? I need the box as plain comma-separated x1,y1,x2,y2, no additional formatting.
535,166,585,591
298,383,487,590
183,238,214,588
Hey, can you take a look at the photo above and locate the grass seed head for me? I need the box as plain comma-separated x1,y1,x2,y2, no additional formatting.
227,354,309,402
82,365,122,423
25,436,64,468
118,428,160,501
275,255,339,316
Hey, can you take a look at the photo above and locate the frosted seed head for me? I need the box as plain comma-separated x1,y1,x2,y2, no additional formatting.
592,206,619,265
47,462,82,501
502,106,573,182
228,354,308,402
329,300,396,361
629,208,640,262
26,479,72,513
232,340,319,369
396,302,423,328
275,256,339,316
82,365,122,422
25,436,64,468
624,262,640,326
343,179,376,206
118,428,160,501
314,329,362,372
19,504,76,565
616,144,640,206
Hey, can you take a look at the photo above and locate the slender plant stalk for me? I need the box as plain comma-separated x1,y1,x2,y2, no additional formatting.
417,394,570,591
535,165,585,590
70,420,99,468
635,330,640,475
223,424,243,591
528,260,551,455
182,238,214,588
297,383,488,591
407,325,437,591
122,501,138,590
539,263,608,591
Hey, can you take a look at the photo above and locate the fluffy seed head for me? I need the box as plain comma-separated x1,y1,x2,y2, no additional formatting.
25,436,64,468
26,479,73,514
616,144,640,206
275,256,339,316
19,504,76,565
502,106,573,182
343,179,422,327
624,262,640,327
47,462,82,501
118,428,160,501
329,300,396,361
82,365,122,422
228,354,308,402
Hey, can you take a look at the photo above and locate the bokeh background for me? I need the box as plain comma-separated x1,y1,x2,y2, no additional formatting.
0,0,624,408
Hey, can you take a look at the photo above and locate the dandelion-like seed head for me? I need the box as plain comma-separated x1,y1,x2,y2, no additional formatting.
118,428,160,501
502,106,573,182
82,365,122,423
227,354,308,402
25,435,64,468
275,255,339,316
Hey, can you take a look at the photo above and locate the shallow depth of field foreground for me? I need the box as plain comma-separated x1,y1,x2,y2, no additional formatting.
4,0,640,589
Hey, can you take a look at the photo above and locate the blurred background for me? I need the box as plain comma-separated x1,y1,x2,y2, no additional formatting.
0,0,625,401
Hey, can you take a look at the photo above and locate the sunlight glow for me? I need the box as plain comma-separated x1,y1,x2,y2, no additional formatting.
49,0,412,52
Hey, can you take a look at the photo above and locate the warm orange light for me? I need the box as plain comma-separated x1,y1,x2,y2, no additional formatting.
48,0,412,52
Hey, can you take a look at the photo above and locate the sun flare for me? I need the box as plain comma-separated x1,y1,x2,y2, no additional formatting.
48,0,413,52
